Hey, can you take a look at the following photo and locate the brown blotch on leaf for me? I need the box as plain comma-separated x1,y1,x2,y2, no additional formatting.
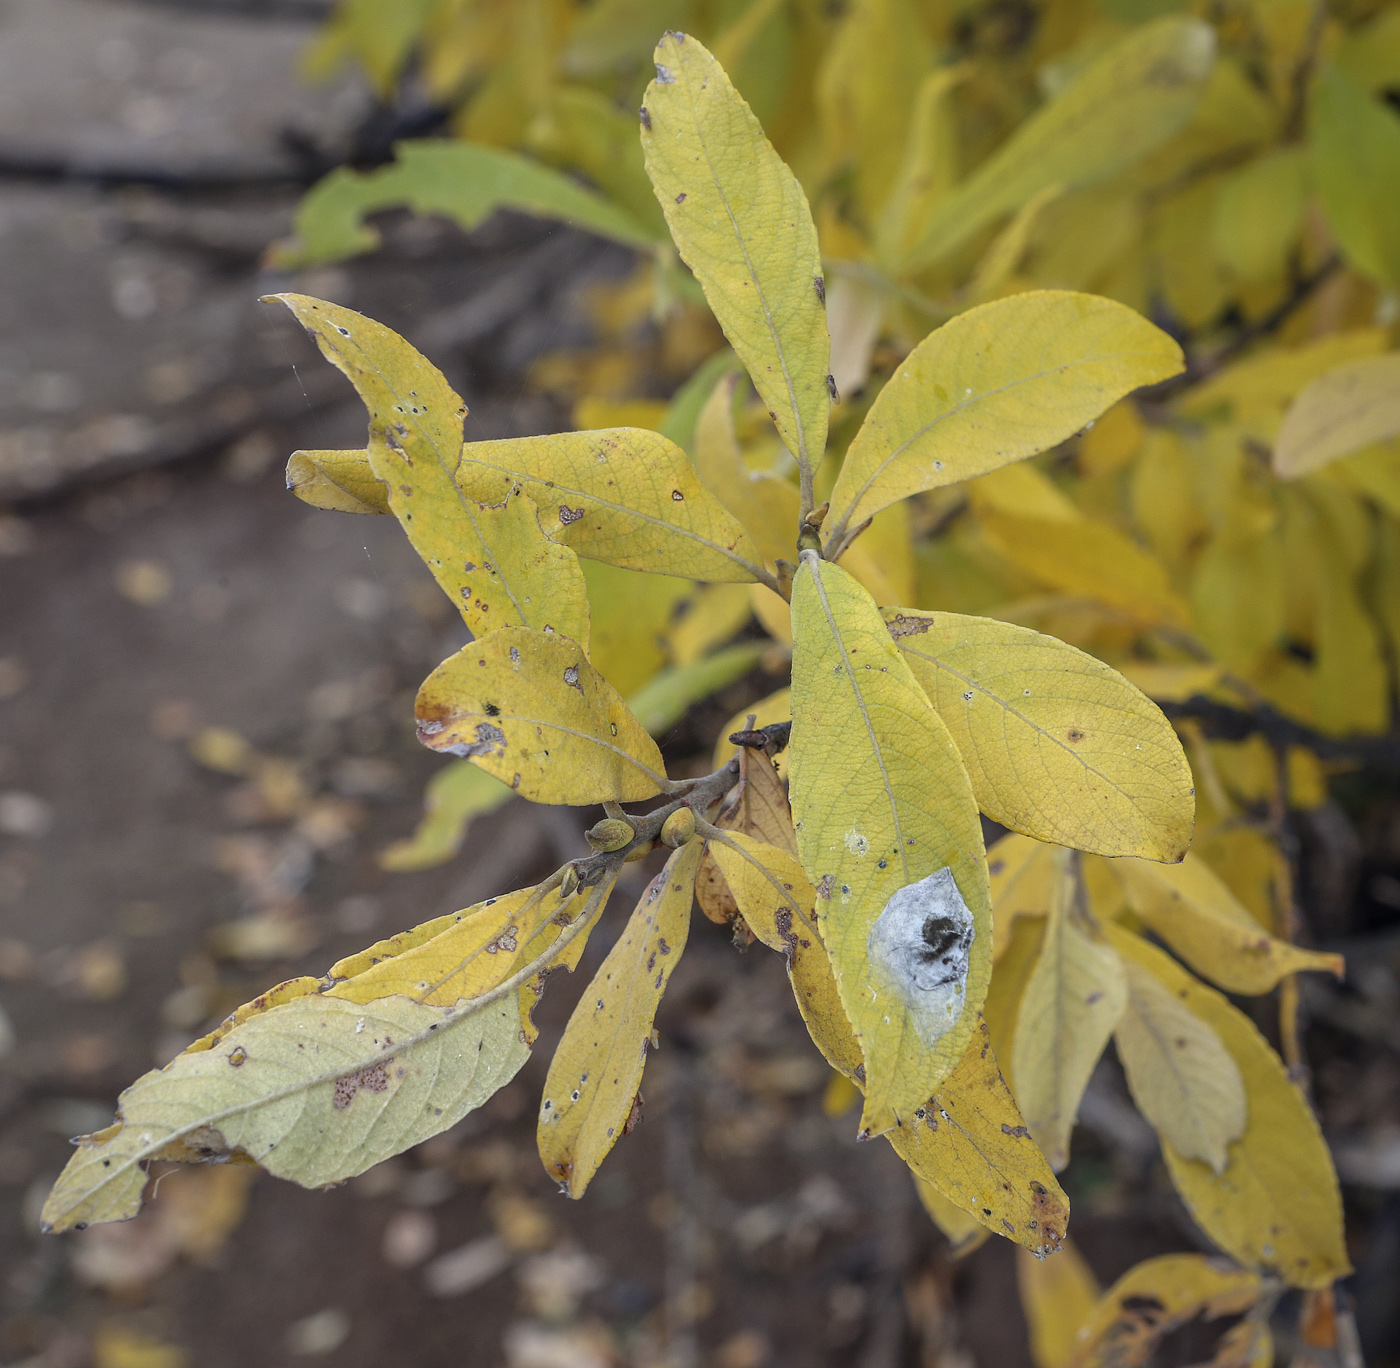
333,1060,392,1110
886,613,934,639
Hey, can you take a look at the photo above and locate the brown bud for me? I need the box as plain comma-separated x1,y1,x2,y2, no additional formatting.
660,807,697,848
585,816,635,853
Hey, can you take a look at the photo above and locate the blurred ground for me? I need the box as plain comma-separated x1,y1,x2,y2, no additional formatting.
2,3,1400,1367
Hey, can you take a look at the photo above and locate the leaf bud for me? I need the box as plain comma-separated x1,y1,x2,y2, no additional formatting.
623,838,655,863
585,817,635,853
559,864,581,899
660,807,697,848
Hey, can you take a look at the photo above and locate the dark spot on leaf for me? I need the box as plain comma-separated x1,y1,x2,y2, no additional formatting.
483,701,501,717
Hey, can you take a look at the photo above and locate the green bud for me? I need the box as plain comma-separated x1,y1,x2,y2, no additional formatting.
660,807,697,848
559,865,581,899
585,816,635,853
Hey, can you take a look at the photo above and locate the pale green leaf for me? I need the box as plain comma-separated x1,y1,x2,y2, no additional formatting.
626,643,766,736
642,32,831,483
1311,66,1400,288
884,608,1194,860
789,554,990,1137
270,295,590,645
1274,353,1400,477
826,292,1184,540
1113,956,1246,1174
272,141,660,269
415,626,668,804
379,760,513,872
1109,927,1350,1289
1010,850,1126,1170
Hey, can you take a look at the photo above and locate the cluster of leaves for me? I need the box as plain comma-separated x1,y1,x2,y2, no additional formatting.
46,3,1400,1358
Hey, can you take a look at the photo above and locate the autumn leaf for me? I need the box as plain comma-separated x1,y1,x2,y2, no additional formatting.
415,626,668,804
1017,1239,1100,1368
1109,927,1350,1288
1066,1253,1260,1368
1010,850,1126,1169
269,295,590,645
538,840,702,1197
789,554,990,1137
885,609,1194,861
1109,853,1343,994
1273,353,1400,477
641,32,831,493
1113,954,1246,1174
825,292,1183,545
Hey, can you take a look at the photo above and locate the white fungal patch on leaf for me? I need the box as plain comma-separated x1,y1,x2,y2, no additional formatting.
867,868,975,1047
845,829,870,856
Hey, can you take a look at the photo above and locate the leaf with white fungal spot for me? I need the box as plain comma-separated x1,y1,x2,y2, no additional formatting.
1010,849,1126,1170
887,1019,1069,1258
788,553,990,1137
641,33,831,486
1113,954,1246,1175
269,295,589,645
415,626,668,804
538,840,702,1197
884,608,1195,861
456,428,764,582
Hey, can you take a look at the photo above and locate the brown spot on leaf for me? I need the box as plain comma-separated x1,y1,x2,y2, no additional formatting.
886,613,933,639
559,505,585,525
333,1060,392,1110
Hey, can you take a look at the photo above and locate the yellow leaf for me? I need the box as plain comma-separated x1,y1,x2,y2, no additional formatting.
93,1326,188,1368
538,840,702,1197
825,292,1183,540
415,626,668,804
985,915,1045,1072
916,1177,990,1256
908,18,1215,269
816,0,932,224
978,509,1191,628
885,608,1194,861
286,448,389,515
1110,853,1344,995
987,833,1057,958
1274,353,1400,478
1017,1239,1100,1368
456,428,764,582
709,830,863,1079
583,560,691,698
872,65,964,271
887,1019,1069,1257
642,33,831,486
789,554,990,1136
269,295,590,643
326,881,595,1009
1211,148,1307,288
968,461,1081,523
1107,928,1350,1289
964,183,1066,305
1079,401,1145,478
1114,955,1246,1174
1066,1252,1260,1368
664,582,754,665
694,372,801,566
1011,851,1126,1169
379,760,513,871
1179,329,1387,425
1116,662,1221,703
